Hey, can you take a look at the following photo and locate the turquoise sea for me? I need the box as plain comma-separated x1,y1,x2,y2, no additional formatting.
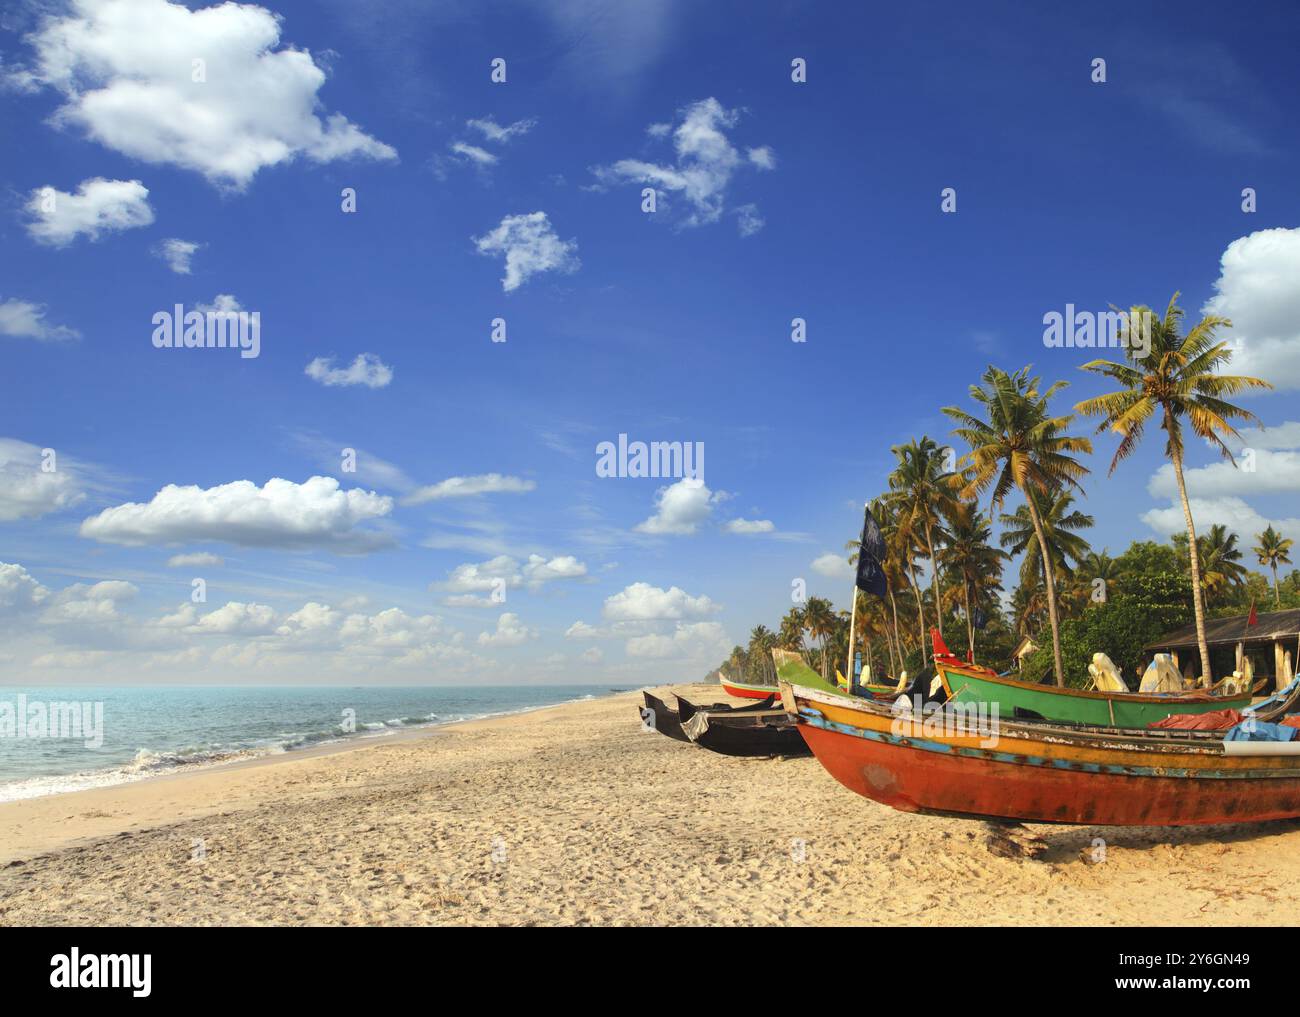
0,685,615,802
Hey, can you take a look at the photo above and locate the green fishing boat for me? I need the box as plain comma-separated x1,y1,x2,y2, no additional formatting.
936,661,1254,728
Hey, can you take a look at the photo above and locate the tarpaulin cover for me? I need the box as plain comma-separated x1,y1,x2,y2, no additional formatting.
1148,708,1244,731
1224,721,1298,742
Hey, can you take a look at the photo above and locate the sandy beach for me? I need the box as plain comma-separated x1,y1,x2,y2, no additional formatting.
3,685,1300,926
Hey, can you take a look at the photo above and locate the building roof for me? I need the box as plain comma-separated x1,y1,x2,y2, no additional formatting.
1145,608,1300,650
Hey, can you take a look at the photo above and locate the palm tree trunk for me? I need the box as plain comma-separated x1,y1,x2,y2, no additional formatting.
886,588,903,673
1171,450,1213,685
924,519,944,637
1024,491,1066,687
1273,562,1281,608
963,578,975,662
907,561,928,663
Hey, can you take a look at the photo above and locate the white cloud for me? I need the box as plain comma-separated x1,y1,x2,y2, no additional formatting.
450,141,497,166
1141,496,1300,542
724,517,775,535
305,353,393,389
189,601,278,635
13,0,397,190
466,116,537,143
592,97,773,228
603,582,718,621
1238,422,1300,450
626,621,729,660
733,203,765,237
565,620,603,639
24,178,153,246
0,438,87,520
403,473,535,504
0,563,50,615
165,552,223,568
477,611,537,647
634,478,716,535
472,212,579,292
1202,227,1300,390
42,580,137,625
440,553,588,602
0,298,79,341
811,552,852,579
79,476,394,552
581,647,603,664
154,238,201,274
1148,451,1300,500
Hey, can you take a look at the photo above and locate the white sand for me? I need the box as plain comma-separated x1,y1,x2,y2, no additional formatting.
2,686,1298,926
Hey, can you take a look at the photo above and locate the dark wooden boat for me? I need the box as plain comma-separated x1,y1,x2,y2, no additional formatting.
677,695,811,757
640,691,692,741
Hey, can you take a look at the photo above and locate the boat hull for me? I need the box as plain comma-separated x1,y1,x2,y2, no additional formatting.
786,684,1300,826
937,664,1253,728
720,679,782,700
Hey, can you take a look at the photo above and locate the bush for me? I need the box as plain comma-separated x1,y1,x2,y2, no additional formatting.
1020,571,1192,689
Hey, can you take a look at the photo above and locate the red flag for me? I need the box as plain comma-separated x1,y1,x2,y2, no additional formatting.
1247,600,1258,627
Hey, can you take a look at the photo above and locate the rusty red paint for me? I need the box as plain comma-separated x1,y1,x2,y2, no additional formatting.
797,724,1300,827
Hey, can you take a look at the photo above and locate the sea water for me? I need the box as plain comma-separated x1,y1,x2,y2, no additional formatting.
0,684,612,802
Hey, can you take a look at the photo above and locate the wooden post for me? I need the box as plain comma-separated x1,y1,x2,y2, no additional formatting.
1235,641,1244,674
1275,640,1287,692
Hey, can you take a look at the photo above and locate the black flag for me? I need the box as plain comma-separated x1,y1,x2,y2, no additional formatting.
973,606,988,631
854,504,888,598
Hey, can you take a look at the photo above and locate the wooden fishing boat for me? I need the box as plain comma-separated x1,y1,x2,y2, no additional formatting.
929,631,1255,728
719,672,782,700
676,695,810,757
779,677,1300,827
639,690,774,743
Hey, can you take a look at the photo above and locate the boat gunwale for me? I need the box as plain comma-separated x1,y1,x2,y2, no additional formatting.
779,680,1243,757
935,661,1252,708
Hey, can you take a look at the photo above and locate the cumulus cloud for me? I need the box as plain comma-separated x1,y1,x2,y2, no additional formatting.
166,552,223,568
472,212,579,292
581,647,603,664
153,238,201,274
1202,227,1300,390
1141,496,1300,542
439,553,587,604
24,178,153,246
42,580,137,625
0,562,50,614
626,621,729,660
811,552,852,579
1147,450,1300,500
635,478,718,535
79,476,394,552
403,473,535,504
13,0,397,189
0,298,79,341
305,353,393,389
477,611,537,647
591,97,774,229
603,582,718,621
723,517,775,535
0,438,87,520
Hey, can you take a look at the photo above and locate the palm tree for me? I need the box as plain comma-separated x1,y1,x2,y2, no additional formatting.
777,607,806,652
944,365,1092,686
1075,293,1271,683
1174,525,1249,604
1070,549,1121,608
936,501,1006,661
746,624,777,682
887,437,959,640
1000,490,1094,619
802,597,837,681
1255,526,1295,608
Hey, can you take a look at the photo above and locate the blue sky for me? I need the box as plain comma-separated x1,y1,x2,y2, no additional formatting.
2,0,1299,684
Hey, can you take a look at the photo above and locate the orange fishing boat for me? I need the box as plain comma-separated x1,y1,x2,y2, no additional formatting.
779,676,1300,827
